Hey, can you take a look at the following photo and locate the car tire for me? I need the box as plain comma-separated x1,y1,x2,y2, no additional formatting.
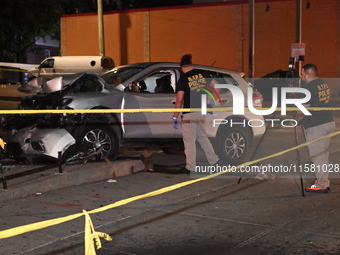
81,125,119,161
216,127,250,165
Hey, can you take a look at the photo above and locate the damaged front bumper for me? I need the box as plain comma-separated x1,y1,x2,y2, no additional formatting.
13,127,76,160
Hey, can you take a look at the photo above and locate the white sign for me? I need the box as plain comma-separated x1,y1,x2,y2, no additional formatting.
291,43,305,58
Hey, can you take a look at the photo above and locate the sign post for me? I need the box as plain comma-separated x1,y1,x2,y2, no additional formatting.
291,43,305,61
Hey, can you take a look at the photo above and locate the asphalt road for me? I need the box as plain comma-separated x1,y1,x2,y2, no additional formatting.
0,112,340,254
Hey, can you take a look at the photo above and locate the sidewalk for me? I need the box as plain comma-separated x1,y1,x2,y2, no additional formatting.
0,158,145,203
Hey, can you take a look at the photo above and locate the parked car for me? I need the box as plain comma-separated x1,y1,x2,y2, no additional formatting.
27,56,115,80
2,63,265,165
254,69,298,103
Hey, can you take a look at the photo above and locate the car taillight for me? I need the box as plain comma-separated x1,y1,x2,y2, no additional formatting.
252,91,263,107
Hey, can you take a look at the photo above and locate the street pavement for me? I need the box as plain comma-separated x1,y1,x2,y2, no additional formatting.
0,158,146,203
0,129,340,254
0,101,340,254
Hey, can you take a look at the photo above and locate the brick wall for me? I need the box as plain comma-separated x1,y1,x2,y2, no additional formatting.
60,0,340,95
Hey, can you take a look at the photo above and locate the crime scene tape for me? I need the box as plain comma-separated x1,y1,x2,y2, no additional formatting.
0,107,340,115
0,129,339,255
0,68,27,73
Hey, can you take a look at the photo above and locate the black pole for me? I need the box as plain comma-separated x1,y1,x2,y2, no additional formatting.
294,124,305,197
248,0,254,78
58,151,63,174
238,111,277,184
295,0,302,78
295,0,304,197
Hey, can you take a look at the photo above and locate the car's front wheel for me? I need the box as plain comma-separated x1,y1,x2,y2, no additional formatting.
81,125,119,161
216,127,250,165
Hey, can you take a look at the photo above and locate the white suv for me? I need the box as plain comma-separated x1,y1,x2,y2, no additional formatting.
5,62,265,164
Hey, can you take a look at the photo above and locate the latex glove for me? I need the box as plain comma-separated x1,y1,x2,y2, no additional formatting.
172,117,178,129
208,100,215,108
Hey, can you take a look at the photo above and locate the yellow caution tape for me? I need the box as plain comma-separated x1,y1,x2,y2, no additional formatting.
86,129,340,217
0,129,339,246
0,107,340,115
0,138,6,150
0,68,27,72
0,75,338,254
0,212,84,239
84,210,112,254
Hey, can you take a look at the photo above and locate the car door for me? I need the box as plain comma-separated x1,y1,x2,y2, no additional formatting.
122,69,182,138
38,58,56,78
191,69,237,137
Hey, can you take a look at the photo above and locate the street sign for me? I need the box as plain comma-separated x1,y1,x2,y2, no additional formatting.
291,43,305,58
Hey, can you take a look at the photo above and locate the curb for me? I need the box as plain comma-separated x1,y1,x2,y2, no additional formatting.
0,159,145,203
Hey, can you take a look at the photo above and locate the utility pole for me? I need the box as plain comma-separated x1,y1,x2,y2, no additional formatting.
97,0,105,56
295,0,302,75
248,0,255,78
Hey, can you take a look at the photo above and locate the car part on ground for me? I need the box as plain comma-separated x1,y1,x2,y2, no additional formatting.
12,128,76,160
65,146,105,165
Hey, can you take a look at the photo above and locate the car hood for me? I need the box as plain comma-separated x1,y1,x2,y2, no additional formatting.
19,72,107,110
18,72,99,94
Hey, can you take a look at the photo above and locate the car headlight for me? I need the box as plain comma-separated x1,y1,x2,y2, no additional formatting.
61,97,74,107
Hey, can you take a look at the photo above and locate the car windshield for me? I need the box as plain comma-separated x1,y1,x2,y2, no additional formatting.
100,66,144,88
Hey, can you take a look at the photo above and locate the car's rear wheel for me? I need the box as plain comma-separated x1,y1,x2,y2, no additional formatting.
81,125,119,161
216,127,250,165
